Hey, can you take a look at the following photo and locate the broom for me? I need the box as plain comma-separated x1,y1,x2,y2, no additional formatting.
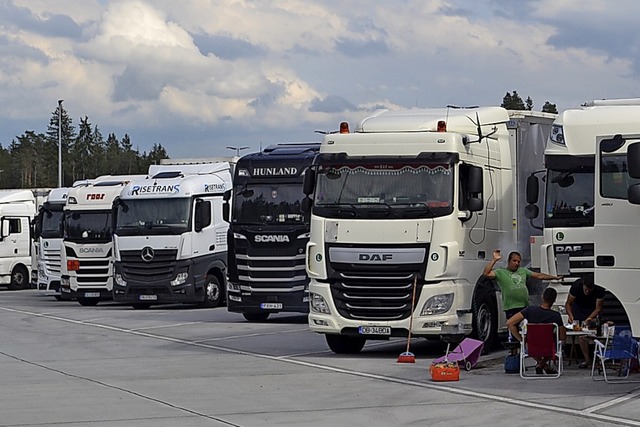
397,275,418,363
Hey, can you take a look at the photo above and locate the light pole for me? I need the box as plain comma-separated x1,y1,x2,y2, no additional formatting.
58,99,63,187
226,146,249,157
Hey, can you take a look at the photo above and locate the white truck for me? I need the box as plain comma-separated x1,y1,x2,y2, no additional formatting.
0,190,38,290
112,162,232,308
60,176,145,306
33,187,69,299
301,107,556,353
526,98,640,335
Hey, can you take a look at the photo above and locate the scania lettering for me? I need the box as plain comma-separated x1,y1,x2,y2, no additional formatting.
302,108,556,353
60,175,146,306
226,143,320,321
113,162,233,308
526,98,640,334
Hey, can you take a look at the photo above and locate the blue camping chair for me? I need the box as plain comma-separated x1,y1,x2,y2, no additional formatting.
591,325,640,383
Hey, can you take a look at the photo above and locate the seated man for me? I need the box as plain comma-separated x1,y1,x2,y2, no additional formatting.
507,287,567,374
565,275,606,368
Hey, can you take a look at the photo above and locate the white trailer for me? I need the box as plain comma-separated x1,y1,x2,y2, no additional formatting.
302,107,555,353
113,162,232,308
527,98,640,336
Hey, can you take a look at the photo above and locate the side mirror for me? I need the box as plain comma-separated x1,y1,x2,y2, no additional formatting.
468,166,483,194
303,168,316,196
525,204,539,219
301,197,312,215
526,175,539,204
222,189,231,222
628,184,640,205
194,199,212,232
468,197,483,212
628,142,640,179
223,189,232,202
600,134,625,153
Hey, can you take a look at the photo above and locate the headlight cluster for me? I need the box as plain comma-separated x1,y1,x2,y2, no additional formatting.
550,125,565,146
170,272,188,286
421,293,454,315
310,293,331,314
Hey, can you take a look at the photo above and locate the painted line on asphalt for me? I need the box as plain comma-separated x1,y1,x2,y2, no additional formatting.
3,306,640,427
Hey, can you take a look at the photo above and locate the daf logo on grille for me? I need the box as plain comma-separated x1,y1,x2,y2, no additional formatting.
141,246,155,262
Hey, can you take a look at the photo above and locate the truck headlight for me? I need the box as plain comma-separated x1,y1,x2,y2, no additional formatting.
170,272,188,286
421,293,454,315
115,274,127,286
310,293,331,314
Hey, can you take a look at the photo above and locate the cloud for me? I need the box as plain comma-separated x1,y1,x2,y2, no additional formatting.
310,95,357,113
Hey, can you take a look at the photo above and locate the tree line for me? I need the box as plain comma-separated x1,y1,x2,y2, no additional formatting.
0,105,169,189
0,91,556,189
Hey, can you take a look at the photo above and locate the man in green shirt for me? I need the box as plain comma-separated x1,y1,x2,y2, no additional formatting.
483,249,562,320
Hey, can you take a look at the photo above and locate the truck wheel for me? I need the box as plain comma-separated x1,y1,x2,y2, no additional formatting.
325,334,366,354
8,266,29,290
472,286,498,350
77,298,99,306
201,275,224,308
243,312,270,322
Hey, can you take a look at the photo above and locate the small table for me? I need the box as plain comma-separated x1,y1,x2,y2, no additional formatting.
565,329,597,365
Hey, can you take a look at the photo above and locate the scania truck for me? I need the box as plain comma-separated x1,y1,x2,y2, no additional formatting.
225,143,320,321
113,162,232,308
60,176,145,305
526,98,640,335
302,107,555,353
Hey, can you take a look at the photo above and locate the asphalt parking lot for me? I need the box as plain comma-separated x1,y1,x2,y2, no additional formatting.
1,289,639,427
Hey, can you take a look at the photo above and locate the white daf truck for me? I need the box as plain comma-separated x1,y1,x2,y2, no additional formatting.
526,98,640,335
60,176,145,306
112,162,232,308
301,107,556,353
0,190,38,290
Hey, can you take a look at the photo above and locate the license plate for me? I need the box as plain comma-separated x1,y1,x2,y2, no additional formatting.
260,303,283,310
84,292,100,298
139,295,158,301
359,326,391,335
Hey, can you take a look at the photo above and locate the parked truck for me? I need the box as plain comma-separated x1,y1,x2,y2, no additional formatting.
32,187,69,299
112,162,233,308
0,190,39,290
526,98,640,335
301,107,556,353
225,143,320,321
60,176,145,305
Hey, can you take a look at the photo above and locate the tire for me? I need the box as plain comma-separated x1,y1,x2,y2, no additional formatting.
200,275,224,308
243,312,270,322
77,298,99,306
325,334,366,354
472,284,498,350
132,303,151,310
8,266,29,290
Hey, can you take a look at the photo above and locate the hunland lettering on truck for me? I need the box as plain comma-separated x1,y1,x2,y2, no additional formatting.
225,143,320,321
301,108,556,354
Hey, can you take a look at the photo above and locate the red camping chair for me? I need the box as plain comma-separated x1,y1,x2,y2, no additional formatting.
520,323,563,379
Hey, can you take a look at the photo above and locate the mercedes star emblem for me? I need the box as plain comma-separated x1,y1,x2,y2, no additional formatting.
141,246,155,262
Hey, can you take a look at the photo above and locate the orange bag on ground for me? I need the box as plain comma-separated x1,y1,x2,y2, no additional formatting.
429,362,460,381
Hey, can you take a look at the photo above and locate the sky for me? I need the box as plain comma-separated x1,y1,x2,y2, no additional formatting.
1,0,639,159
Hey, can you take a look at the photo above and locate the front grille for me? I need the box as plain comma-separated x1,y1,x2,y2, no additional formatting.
554,243,594,279
43,248,61,275
327,244,428,321
120,249,178,282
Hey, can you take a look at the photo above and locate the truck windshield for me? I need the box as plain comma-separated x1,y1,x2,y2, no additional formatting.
545,165,594,227
232,184,305,224
40,209,64,239
65,211,113,242
313,161,453,219
116,199,190,236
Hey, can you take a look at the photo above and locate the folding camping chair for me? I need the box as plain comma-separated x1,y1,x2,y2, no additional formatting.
591,325,640,383
520,323,563,379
